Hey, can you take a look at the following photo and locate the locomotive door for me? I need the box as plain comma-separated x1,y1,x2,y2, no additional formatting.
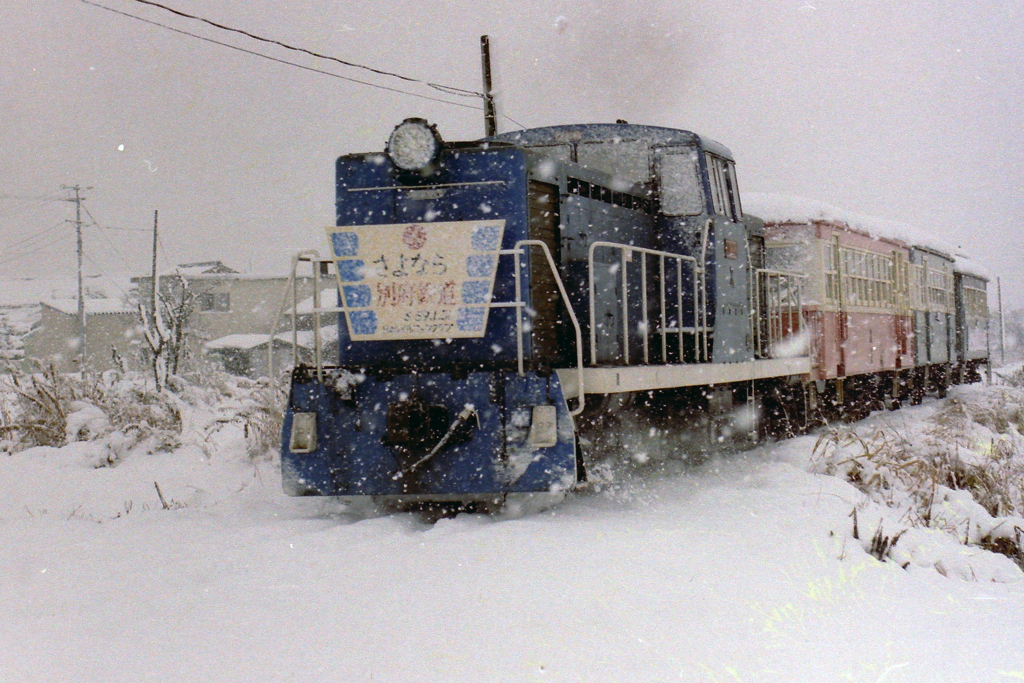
748,234,770,358
527,181,562,364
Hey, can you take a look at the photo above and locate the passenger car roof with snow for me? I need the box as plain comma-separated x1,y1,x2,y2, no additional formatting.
953,256,992,281
743,192,961,258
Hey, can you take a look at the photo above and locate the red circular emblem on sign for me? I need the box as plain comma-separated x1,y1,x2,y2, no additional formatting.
403,224,427,250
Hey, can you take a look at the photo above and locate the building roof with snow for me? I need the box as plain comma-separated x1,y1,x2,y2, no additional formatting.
289,288,340,315
171,261,239,276
951,256,993,281
41,298,134,316
204,326,338,352
140,264,299,282
279,326,339,350
204,334,280,351
0,275,134,307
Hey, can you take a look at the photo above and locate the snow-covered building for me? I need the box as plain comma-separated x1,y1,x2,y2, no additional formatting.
20,297,142,373
12,262,326,378
132,261,319,377
203,327,338,379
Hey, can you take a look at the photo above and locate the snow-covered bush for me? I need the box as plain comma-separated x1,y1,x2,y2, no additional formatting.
0,361,287,464
1000,363,1024,389
177,371,285,460
0,363,69,449
0,363,182,458
812,386,1024,569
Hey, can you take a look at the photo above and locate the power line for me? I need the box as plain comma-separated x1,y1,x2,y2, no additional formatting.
0,231,68,262
81,252,135,301
0,195,69,223
1,220,66,252
77,204,139,301
95,225,150,233
0,232,69,267
156,234,172,271
125,0,481,99
77,0,485,111
82,204,149,233
82,205,140,274
89,227,136,274
0,194,67,202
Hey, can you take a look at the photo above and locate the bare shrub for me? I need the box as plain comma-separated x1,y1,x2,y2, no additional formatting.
235,378,285,460
868,521,906,563
812,391,1024,567
184,371,285,460
1000,365,1024,389
0,364,71,448
0,362,182,453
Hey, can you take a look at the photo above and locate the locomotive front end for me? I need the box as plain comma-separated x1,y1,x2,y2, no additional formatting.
280,119,581,505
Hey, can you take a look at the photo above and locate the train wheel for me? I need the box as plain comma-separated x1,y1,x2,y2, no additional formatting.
884,373,901,411
574,441,587,484
910,370,924,405
936,366,950,399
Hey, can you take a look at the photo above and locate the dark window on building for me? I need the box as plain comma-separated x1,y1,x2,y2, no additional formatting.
198,292,230,312
221,349,250,376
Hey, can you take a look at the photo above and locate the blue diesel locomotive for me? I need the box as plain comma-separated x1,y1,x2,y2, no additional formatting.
279,118,813,505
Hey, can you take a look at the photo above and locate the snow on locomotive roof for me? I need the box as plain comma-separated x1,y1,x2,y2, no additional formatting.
742,192,965,258
491,123,734,161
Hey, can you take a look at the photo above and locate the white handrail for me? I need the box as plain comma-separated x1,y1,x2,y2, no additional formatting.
267,250,321,385
752,268,806,359
587,241,702,367
513,240,586,416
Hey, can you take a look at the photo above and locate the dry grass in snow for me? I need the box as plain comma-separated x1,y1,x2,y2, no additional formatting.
811,382,1024,576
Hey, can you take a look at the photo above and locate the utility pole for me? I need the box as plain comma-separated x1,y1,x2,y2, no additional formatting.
144,209,167,389
61,184,90,367
480,35,497,137
997,276,1005,365
151,209,159,309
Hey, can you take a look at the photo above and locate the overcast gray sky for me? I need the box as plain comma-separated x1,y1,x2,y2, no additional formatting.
3,0,1022,308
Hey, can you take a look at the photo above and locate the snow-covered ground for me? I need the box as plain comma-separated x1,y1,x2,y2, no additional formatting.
2,385,1023,682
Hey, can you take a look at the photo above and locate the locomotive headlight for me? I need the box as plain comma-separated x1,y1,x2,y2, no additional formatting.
387,118,443,172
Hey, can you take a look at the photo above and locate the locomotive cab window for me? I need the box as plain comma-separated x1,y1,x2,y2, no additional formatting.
577,139,651,186
527,143,573,164
705,153,741,221
654,148,703,216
